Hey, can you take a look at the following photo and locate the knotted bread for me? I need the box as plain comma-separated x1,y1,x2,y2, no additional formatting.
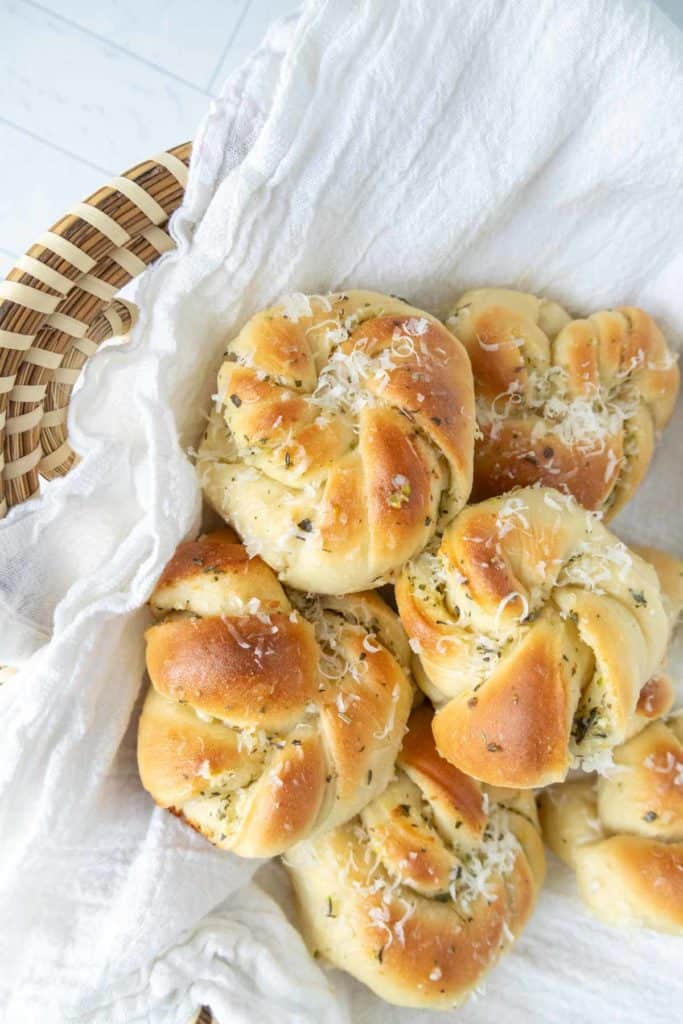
198,291,474,594
285,705,545,1009
539,713,683,934
138,529,413,857
396,487,674,788
447,289,679,519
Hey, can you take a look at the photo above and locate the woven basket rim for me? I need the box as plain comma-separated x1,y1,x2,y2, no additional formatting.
0,141,219,1023
0,141,192,517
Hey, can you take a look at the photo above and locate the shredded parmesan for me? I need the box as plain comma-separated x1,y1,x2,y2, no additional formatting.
279,293,314,321
448,807,520,910
374,685,402,740
222,617,252,649
574,748,618,776
493,591,530,630
644,750,683,786
479,364,640,460
475,333,525,352
393,898,416,946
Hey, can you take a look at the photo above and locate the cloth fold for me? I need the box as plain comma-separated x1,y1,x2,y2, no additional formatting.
1,1,682,1021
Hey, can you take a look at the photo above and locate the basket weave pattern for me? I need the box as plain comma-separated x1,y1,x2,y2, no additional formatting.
0,142,191,516
1,143,218,1021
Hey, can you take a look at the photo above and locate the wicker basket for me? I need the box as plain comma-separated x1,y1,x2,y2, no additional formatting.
0,143,214,1024
0,142,192,517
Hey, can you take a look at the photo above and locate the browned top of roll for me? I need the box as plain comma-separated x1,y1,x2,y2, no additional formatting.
447,289,679,520
138,530,413,858
198,290,475,594
397,487,670,788
284,706,544,1009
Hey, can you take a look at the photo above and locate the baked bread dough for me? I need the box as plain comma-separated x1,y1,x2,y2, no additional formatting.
198,291,474,593
285,705,545,1008
138,529,413,857
447,289,679,519
396,487,673,788
539,713,683,934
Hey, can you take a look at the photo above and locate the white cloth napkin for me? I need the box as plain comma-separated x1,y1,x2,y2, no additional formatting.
1,1,682,1021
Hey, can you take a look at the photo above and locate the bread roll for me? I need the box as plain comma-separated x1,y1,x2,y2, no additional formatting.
539,713,683,934
396,487,671,788
447,289,679,519
285,705,545,1008
138,529,413,857
198,291,474,594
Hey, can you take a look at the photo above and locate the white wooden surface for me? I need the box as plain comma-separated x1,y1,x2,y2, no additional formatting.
0,0,296,277
0,0,681,280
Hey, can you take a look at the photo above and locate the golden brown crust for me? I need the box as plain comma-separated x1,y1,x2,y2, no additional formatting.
540,716,683,933
137,687,250,806
198,291,474,594
397,487,669,788
285,706,544,1008
145,614,318,730
632,673,675,733
432,615,583,788
599,718,683,841
471,420,622,512
631,545,683,629
234,729,328,857
447,289,679,519
154,528,241,588
138,531,413,857
398,704,486,835
575,836,683,933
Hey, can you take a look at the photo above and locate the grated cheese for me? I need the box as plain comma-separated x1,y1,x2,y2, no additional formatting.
235,727,272,754
393,898,416,946
446,806,520,912
493,591,530,630
496,496,530,536
279,293,313,321
573,748,617,776
221,617,252,649
479,365,640,460
476,335,525,352
644,750,683,786
374,685,402,740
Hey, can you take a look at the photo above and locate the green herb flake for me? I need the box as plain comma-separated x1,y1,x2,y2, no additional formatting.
387,482,412,509
573,706,599,745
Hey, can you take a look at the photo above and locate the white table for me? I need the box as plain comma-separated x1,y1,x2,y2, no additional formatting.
0,0,296,277
0,0,681,278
